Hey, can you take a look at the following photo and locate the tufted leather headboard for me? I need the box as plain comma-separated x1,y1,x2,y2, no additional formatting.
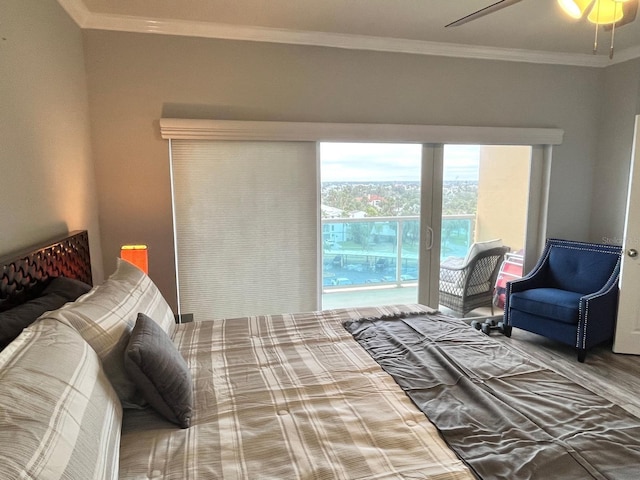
0,230,92,312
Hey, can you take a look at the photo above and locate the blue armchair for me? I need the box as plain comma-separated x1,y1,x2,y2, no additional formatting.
504,239,621,362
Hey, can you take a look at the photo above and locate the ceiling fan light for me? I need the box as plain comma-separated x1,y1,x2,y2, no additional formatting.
557,0,595,18
587,0,625,24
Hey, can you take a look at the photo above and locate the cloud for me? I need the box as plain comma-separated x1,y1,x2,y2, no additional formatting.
321,143,421,182
320,143,479,182
443,145,480,181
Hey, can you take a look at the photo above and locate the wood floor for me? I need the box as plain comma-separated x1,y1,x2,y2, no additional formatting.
489,327,640,419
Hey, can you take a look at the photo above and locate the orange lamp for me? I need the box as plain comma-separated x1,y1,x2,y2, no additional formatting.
120,245,149,274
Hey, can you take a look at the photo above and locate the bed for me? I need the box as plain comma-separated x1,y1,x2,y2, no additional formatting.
1,231,640,480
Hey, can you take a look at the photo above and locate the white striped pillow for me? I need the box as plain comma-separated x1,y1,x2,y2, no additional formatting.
0,318,122,480
42,258,175,406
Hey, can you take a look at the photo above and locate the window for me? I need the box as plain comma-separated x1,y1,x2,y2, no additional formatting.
163,119,561,318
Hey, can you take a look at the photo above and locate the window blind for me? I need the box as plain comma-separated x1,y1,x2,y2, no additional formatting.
170,140,319,320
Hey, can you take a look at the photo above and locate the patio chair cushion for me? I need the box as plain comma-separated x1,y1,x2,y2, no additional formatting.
440,239,504,289
463,239,503,266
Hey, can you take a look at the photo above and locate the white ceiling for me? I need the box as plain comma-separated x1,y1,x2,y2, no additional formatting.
59,0,640,67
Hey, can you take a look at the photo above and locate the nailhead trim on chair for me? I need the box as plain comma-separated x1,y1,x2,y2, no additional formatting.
577,256,621,350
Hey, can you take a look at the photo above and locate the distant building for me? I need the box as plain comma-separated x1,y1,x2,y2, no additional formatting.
367,194,384,207
321,204,343,218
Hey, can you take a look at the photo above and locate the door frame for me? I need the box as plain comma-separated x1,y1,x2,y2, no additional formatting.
419,144,443,307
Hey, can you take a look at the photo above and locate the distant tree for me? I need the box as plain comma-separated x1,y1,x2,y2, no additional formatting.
349,222,371,250
442,181,478,215
321,180,477,218
402,221,419,247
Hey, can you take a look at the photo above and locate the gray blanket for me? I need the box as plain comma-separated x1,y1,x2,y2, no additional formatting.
345,314,640,480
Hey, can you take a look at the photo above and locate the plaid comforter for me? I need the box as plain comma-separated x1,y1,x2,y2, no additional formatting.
119,305,474,480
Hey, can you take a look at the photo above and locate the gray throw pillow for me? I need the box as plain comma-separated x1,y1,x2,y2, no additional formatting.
124,313,193,428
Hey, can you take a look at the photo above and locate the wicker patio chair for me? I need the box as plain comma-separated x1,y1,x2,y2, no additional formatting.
439,242,510,317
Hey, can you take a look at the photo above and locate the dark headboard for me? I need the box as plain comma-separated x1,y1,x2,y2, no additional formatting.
0,230,92,312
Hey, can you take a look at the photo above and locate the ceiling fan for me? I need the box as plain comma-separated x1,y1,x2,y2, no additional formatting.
445,0,638,58
444,0,525,28
446,0,637,28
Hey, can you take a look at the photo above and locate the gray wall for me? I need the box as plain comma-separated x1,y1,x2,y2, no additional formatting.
83,30,607,310
0,0,103,281
589,58,640,245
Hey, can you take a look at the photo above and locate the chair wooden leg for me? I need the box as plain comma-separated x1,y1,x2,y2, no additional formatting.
577,349,586,363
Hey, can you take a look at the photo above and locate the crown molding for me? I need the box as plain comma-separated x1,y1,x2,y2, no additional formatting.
58,0,91,26
608,44,640,66
58,0,638,68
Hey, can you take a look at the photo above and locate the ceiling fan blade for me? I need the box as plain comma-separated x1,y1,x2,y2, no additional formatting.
445,0,524,28
604,0,638,31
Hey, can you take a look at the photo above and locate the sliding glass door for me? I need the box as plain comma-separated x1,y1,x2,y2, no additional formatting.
438,144,532,317
320,143,423,309
320,142,534,317
441,145,530,263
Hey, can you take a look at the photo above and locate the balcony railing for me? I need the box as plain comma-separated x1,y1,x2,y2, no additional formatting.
322,214,475,291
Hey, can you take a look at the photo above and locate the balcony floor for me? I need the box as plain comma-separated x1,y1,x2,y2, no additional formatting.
322,285,496,318
322,285,418,309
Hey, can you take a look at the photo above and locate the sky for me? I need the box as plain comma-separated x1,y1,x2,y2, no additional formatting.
320,143,480,183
